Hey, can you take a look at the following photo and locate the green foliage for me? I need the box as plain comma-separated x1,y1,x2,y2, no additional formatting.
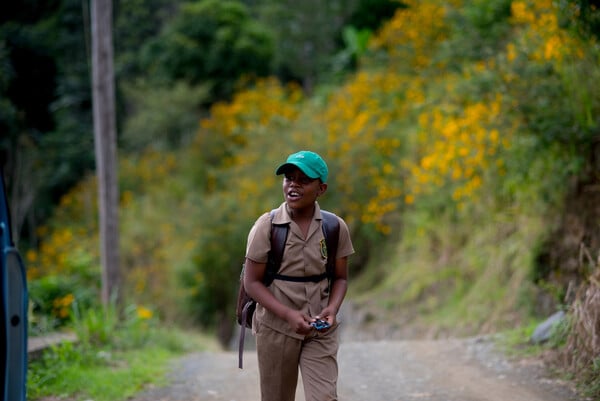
444,0,512,61
121,81,211,151
28,300,191,400
256,0,358,90
494,323,546,358
139,0,274,101
563,0,600,39
345,0,404,31
331,26,372,74
1,0,97,244
28,273,98,334
583,359,600,399
27,325,216,401
184,196,255,326
71,300,161,351
71,300,121,349
0,21,56,135
114,0,185,79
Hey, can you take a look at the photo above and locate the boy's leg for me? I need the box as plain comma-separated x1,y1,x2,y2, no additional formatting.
299,324,340,401
256,324,302,401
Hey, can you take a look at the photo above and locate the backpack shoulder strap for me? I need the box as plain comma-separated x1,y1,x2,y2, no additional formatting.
320,210,340,280
264,209,339,285
264,209,289,286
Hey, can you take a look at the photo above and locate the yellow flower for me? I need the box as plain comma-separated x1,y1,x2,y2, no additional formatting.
136,306,154,320
62,293,75,306
506,43,517,62
26,249,37,263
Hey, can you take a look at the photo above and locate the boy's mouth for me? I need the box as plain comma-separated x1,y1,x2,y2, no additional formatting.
287,190,301,200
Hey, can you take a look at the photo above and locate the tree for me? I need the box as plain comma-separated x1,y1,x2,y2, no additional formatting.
256,0,358,92
0,1,96,245
139,0,274,102
91,0,120,306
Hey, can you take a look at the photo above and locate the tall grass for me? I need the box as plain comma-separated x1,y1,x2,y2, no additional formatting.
27,301,217,401
562,266,600,399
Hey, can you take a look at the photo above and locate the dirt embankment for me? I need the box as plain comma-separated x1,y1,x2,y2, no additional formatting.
535,140,600,315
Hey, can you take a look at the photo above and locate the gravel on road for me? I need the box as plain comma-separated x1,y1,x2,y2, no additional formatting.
129,334,585,401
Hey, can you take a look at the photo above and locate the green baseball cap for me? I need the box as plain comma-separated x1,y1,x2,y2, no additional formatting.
275,150,329,183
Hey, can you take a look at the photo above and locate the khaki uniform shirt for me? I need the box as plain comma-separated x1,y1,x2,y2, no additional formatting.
245,202,355,339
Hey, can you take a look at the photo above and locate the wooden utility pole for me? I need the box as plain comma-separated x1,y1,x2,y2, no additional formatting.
91,0,121,306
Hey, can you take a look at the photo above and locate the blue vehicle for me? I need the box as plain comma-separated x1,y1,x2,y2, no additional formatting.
0,168,28,401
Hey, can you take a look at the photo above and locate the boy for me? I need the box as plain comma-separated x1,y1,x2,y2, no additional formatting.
244,150,355,401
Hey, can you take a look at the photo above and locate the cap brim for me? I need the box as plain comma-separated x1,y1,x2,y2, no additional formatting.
275,162,319,179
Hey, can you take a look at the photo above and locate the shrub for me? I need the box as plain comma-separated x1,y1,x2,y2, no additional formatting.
28,274,98,334
563,266,600,399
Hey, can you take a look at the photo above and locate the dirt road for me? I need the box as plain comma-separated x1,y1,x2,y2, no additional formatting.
131,334,584,401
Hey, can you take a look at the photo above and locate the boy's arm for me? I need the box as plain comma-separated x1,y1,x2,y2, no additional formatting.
318,256,349,326
243,257,312,334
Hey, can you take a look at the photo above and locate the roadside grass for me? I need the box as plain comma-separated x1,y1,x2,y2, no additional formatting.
27,303,220,401
29,342,170,400
494,321,549,358
491,321,600,398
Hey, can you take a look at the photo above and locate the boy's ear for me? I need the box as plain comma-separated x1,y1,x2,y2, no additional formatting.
318,183,328,196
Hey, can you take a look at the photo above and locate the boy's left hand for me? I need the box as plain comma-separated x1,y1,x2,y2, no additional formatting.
314,307,337,330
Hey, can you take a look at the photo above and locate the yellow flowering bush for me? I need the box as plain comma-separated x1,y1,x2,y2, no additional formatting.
26,176,99,281
509,0,584,64
52,293,75,319
370,0,453,69
503,0,596,142
319,70,419,233
405,93,512,209
197,77,304,170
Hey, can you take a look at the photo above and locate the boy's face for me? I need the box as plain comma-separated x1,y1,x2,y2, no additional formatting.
282,167,327,211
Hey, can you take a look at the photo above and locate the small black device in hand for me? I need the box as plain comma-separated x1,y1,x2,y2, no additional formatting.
311,318,331,330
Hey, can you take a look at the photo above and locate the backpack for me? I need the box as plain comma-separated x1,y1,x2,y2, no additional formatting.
236,209,340,368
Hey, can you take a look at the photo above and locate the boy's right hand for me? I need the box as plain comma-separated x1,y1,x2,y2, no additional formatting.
285,309,313,335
